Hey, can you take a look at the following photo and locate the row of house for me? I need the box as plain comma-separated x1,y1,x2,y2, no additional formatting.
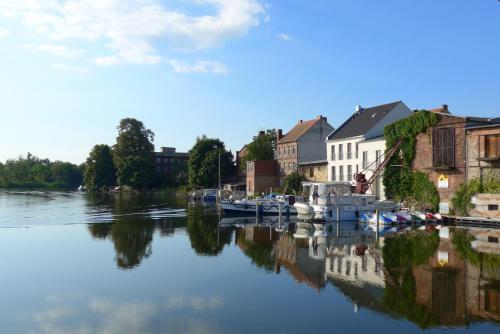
241,101,500,214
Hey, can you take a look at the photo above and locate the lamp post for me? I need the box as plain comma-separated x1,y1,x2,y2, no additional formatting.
213,145,221,191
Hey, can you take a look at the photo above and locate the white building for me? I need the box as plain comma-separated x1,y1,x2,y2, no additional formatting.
326,101,413,200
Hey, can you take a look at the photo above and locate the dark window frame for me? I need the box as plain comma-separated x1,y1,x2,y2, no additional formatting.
432,127,455,168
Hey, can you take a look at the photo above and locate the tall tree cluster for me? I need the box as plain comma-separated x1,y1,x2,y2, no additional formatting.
188,136,234,188
83,118,156,191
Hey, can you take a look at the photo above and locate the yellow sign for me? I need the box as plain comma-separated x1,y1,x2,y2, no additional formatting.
438,174,449,189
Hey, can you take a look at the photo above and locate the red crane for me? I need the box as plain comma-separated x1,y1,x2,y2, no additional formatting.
353,139,403,194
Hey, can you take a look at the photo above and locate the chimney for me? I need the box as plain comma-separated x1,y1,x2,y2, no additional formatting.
258,130,265,137
442,104,449,113
299,120,303,124
355,105,362,113
316,115,327,122
277,129,283,140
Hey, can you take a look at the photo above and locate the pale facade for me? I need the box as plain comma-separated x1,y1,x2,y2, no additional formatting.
326,101,413,200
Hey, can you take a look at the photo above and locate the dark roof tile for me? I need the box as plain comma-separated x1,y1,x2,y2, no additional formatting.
327,101,401,140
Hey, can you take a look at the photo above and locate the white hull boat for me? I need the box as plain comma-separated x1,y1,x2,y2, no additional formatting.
220,199,297,216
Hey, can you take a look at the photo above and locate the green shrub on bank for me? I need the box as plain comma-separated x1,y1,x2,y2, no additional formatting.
451,173,500,216
383,110,440,210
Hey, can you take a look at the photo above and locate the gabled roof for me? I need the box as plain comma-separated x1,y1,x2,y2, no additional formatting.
327,101,401,141
278,118,322,144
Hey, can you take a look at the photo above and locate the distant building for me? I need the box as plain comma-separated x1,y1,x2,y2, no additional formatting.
277,115,334,185
246,160,279,197
154,147,189,175
326,101,413,200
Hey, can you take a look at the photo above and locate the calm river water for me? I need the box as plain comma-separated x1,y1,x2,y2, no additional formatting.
0,190,499,334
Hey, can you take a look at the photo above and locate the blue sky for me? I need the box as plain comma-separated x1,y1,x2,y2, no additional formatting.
0,0,499,164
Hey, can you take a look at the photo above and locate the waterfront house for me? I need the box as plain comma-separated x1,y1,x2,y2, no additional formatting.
154,147,189,176
411,105,492,214
277,116,334,185
326,101,413,200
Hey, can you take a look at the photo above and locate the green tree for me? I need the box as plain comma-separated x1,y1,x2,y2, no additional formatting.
241,130,276,171
84,144,117,191
113,118,156,190
188,136,235,188
284,172,306,194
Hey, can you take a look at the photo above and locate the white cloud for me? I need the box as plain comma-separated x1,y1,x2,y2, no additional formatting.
95,55,121,66
51,63,88,73
168,59,229,74
0,27,8,37
0,0,266,65
277,33,291,41
39,44,84,58
166,295,224,311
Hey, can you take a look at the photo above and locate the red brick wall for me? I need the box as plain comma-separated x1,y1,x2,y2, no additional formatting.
412,114,467,208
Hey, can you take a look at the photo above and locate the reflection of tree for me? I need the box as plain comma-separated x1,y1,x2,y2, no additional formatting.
186,215,231,256
111,221,155,269
452,229,500,272
235,227,279,272
87,223,112,239
382,231,440,328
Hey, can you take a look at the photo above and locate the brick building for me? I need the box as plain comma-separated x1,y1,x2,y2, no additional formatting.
412,105,491,213
246,160,279,197
465,120,500,182
154,147,189,175
277,115,334,185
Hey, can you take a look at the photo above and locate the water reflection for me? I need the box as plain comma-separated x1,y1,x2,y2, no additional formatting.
225,218,500,329
1,191,499,332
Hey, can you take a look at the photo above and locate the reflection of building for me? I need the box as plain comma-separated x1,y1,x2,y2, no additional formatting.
274,234,326,291
411,234,467,326
326,244,385,288
467,229,500,322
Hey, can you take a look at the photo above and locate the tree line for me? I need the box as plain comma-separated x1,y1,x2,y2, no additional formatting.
0,118,238,191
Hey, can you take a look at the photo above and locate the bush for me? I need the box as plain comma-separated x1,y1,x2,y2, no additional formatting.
451,173,500,216
284,172,306,194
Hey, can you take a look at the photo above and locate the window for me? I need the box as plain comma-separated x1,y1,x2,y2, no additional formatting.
347,165,352,181
485,134,500,158
355,143,359,159
331,145,336,161
288,162,291,170
433,128,455,168
292,146,296,155
347,143,352,159
309,167,314,178
331,166,336,181
356,164,359,175
362,151,368,169
375,150,382,167
339,166,344,181
339,144,344,160
488,204,499,211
